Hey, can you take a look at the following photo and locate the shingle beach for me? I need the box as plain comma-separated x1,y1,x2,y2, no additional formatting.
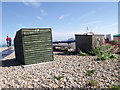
0,47,119,89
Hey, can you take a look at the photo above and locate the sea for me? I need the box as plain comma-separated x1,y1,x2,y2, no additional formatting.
1,44,14,47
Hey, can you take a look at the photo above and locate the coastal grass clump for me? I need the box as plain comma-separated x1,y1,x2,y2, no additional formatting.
79,50,88,56
87,79,99,87
54,75,64,80
86,70,95,76
109,85,120,90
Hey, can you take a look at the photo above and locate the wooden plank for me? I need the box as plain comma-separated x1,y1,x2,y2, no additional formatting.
14,28,53,65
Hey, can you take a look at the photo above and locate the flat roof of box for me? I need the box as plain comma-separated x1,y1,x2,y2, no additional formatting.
20,28,51,30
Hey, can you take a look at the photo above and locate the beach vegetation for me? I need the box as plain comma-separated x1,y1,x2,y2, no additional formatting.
54,75,64,80
90,43,118,60
109,40,119,45
79,50,88,56
109,85,120,90
86,70,95,76
87,79,98,86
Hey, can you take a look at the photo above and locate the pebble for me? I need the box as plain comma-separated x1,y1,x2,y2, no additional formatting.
0,52,119,89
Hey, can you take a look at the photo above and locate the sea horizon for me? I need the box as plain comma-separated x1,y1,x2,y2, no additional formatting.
1,44,14,47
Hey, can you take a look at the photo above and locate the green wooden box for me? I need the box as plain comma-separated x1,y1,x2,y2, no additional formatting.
14,28,53,65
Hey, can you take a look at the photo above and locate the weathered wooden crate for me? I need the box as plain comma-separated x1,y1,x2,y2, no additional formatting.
75,34,105,52
14,28,53,65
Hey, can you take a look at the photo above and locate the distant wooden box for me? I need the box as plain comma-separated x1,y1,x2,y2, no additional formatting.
14,28,53,65
75,34,105,52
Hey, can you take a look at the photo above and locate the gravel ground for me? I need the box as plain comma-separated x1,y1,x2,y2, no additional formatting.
0,49,120,89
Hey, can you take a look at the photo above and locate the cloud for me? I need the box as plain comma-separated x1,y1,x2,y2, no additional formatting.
36,9,47,20
78,10,96,20
81,21,102,26
52,29,84,41
16,24,24,27
40,9,47,16
52,22,118,41
23,1,29,6
41,13,47,16
97,6,107,10
68,22,72,25
36,16,42,20
101,23,118,28
90,23,118,35
22,0,41,8
30,2,41,8
58,14,70,20
78,6,108,21
40,9,44,13
59,15,64,20
92,23,117,30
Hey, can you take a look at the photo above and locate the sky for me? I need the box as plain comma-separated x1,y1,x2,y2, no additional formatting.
2,2,118,44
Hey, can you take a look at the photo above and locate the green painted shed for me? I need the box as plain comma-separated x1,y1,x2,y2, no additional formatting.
14,28,53,65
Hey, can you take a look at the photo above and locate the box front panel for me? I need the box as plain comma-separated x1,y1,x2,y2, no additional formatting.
75,35,92,52
22,29,53,64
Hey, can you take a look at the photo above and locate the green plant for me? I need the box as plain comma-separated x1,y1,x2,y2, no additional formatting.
88,80,98,86
110,85,120,90
91,44,118,60
79,50,87,56
109,40,119,45
86,70,95,76
54,75,64,80
109,53,118,59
